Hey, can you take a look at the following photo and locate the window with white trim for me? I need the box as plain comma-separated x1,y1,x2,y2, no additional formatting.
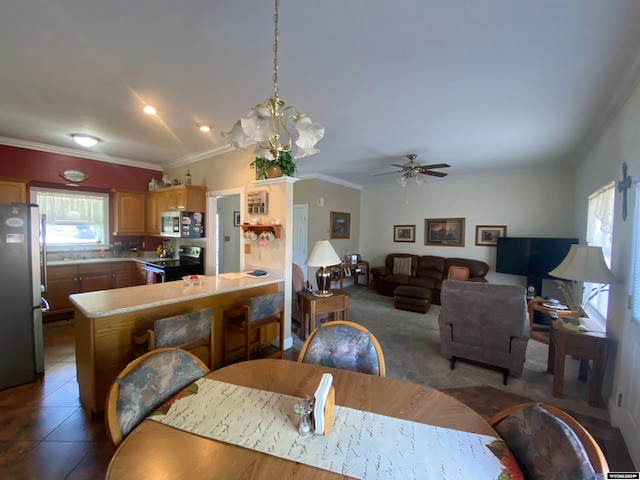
584,182,615,320
31,187,109,248
631,183,640,323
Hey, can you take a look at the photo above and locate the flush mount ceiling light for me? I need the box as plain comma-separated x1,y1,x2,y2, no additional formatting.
60,169,89,183
143,105,157,115
70,134,101,148
222,0,324,161
196,123,212,132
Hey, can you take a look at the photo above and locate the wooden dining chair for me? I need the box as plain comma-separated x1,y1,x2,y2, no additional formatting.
105,347,210,447
297,320,386,377
488,402,609,478
222,291,285,365
131,308,214,369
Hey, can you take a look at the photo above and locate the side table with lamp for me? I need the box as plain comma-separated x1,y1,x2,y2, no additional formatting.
299,240,349,339
546,244,616,406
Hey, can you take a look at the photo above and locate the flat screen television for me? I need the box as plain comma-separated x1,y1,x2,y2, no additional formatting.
496,237,579,296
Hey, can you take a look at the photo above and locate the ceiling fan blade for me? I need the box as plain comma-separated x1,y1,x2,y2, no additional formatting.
422,171,448,177
418,163,450,170
389,164,408,169
372,170,404,177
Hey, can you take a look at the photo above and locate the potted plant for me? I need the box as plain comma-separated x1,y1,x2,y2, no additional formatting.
250,151,297,179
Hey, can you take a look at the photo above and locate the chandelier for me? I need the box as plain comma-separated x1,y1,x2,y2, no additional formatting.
222,0,324,161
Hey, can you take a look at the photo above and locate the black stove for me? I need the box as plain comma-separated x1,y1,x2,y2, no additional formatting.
141,246,204,283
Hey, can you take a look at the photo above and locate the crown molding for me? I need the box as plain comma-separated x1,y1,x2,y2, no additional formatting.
165,144,236,169
0,136,162,172
295,172,363,190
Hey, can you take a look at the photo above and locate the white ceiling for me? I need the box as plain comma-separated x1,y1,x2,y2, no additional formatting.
2,0,640,187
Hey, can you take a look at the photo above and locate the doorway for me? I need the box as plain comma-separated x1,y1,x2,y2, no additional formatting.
207,188,244,275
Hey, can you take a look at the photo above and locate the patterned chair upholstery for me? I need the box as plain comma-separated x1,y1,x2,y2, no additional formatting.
131,308,214,369
297,320,386,376
105,348,209,446
489,403,609,478
222,291,285,364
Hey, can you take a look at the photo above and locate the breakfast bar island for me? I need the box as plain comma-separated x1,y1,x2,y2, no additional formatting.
70,274,283,414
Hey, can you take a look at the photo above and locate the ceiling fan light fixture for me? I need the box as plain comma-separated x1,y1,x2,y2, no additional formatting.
70,134,101,148
415,174,424,184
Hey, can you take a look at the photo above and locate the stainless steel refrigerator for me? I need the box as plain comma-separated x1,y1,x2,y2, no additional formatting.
0,203,47,390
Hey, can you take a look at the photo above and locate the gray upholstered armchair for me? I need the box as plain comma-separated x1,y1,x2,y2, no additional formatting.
438,280,530,384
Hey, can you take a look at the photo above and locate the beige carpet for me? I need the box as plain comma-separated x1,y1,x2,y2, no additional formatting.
287,286,636,471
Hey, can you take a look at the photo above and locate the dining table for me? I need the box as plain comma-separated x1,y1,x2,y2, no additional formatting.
105,359,511,479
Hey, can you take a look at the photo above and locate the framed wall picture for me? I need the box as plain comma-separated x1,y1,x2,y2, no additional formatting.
233,211,240,227
424,218,465,246
394,225,416,243
330,211,351,239
475,225,507,246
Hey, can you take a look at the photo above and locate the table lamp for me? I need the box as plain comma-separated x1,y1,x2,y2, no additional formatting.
548,245,616,327
305,240,341,297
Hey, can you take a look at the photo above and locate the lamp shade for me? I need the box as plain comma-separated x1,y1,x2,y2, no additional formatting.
305,240,341,267
549,245,616,284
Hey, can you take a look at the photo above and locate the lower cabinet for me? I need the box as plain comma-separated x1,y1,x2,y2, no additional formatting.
44,262,133,317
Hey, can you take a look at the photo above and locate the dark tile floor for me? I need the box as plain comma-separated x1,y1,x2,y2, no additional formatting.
0,320,114,480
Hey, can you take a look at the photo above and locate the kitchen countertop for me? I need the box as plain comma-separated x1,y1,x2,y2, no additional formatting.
47,256,172,267
69,273,283,318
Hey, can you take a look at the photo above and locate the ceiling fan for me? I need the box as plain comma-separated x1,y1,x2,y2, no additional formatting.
373,154,450,184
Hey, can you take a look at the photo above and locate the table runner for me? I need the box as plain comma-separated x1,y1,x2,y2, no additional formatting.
149,378,518,480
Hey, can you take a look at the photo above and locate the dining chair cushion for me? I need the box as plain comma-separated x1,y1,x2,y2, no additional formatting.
493,403,596,480
153,308,212,348
115,349,208,439
300,324,381,375
249,291,285,321
392,256,412,276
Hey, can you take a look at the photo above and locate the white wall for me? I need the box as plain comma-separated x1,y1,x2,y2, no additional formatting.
574,74,640,438
360,169,576,295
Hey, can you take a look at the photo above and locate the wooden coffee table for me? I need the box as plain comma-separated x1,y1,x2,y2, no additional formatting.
297,290,349,339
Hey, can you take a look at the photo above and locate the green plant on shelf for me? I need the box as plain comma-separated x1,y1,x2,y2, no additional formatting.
250,151,296,179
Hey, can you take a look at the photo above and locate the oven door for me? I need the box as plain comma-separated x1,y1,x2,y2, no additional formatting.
142,265,165,284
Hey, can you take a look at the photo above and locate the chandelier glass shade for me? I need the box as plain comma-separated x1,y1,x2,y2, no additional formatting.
222,0,324,160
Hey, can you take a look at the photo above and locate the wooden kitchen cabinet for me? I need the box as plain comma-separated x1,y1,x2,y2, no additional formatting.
145,185,207,235
0,178,27,204
111,262,133,288
44,261,134,318
112,189,146,235
45,265,78,316
145,191,160,234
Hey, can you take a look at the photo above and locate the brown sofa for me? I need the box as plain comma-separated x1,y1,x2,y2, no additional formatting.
371,253,489,304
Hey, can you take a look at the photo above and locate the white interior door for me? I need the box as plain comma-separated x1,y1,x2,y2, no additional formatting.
293,204,309,281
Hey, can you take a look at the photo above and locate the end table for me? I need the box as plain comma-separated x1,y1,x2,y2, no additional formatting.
547,316,609,407
297,290,349,340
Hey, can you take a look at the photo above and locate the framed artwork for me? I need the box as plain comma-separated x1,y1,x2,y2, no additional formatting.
424,218,465,246
330,211,351,239
233,211,240,227
475,225,507,246
394,225,416,243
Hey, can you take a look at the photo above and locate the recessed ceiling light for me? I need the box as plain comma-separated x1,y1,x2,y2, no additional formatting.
196,123,212,133
70,134,101,147
143,105,157,115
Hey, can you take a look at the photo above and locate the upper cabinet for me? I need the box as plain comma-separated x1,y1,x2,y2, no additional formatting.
112,189,146,235
156,184,207,212
0,178,27,204
145,185,207,236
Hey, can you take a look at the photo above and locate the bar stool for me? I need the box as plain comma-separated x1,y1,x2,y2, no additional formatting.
222,291,285,365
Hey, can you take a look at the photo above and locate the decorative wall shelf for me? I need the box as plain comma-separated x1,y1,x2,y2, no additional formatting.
241,224,282,239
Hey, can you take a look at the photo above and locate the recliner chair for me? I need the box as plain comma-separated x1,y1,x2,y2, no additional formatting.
438,279,530,384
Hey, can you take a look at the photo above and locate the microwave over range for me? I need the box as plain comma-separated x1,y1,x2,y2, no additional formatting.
160,211,205,238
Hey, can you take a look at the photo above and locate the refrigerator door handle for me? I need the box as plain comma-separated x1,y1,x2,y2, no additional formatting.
41,214,48,292
41,297,50,313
